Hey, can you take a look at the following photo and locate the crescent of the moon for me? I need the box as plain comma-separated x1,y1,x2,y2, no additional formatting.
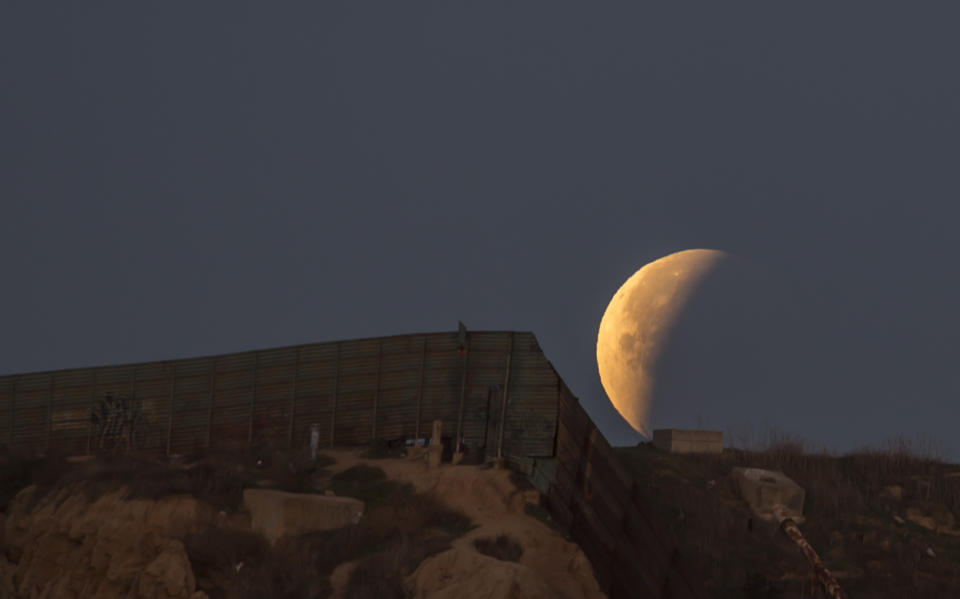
596,249,730,437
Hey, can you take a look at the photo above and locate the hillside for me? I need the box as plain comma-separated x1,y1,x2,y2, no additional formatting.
616,439,960,598
3,436,959,598
0,445,603,599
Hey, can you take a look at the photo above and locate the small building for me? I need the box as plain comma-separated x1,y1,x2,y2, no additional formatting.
652,428,723,454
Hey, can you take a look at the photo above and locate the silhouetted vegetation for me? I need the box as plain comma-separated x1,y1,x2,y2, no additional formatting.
474,534,523,562
327,464,404,508
342,534,452,599
0,445,339,514
185,469,473,599
361,437,408,460
616,428,960,598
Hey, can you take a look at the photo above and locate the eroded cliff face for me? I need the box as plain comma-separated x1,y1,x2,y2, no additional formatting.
1,484,213,599
0,450,608,599
319,448,607,599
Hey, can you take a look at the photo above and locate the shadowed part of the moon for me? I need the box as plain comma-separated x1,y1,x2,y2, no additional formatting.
597,249,729,437
648,258,812,434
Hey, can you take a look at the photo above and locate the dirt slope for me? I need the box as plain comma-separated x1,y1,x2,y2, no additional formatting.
0,449,605,599
1,484,213,599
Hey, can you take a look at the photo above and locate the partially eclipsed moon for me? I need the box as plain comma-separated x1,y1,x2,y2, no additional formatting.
596,249,732,437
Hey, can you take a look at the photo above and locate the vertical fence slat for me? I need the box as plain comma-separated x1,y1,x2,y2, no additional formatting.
86,371,97,454
497,334,514,459
330,342,340,447
415,336,426,439
288,347,301,447
455,334,471,453
372,342,381,441
247,352,259,446
166,363,177,456
46,374,55,452
9,377,16,448
128,367,137,452
206,359,217,447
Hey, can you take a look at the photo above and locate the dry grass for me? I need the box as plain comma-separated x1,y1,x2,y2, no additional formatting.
616,428,960,598
185,465,473,599
474,534,523,562
342,534,453,599
1,443,338,514
1,448,475,598
326,464,402,508
723,430,960,520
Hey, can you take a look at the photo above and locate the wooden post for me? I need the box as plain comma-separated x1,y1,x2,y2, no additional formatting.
329,342,340,447
86,371,97,454
415,337,427,439
497,334,514,460
455,333,470,454
247,352,259,445
166,363,177,456
288,347,301,448
372,342,382,442
206,359,217,448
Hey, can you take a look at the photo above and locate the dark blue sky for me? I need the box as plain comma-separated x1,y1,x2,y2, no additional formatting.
3,3,958,460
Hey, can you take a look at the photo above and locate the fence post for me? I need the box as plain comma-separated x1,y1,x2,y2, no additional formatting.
206,359,217,448
497,334,514,460
247,352,259,446
330,342,340,447
166,363,177,456
372,342,382,442
415,337,426,440
288,347,301,448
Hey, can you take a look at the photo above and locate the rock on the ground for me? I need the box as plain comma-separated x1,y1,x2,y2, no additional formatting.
905,503,956,533
3,484,214,599
242,488,364,545
405,546,553,599
881,485,903,501
138,539,196,599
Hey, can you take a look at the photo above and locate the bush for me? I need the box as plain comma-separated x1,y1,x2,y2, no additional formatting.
327,464,402,508
187,526,330,599
473,534,523,562
617,427,960,597
343,535,452,599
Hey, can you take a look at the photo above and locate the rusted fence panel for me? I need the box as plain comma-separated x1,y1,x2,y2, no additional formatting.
0,331,566,463
546,381,707,599
49,369,93,455
0,376,14,448
11,373,48,454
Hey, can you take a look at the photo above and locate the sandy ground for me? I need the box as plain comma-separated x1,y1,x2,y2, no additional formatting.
0,448,605,599
322,449,606,599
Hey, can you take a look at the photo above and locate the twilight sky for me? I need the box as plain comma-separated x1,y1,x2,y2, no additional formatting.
2,3,959,460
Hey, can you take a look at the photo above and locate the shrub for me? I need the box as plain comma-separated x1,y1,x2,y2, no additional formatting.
343,535,452,599
474,534,523,562
327,464,403,508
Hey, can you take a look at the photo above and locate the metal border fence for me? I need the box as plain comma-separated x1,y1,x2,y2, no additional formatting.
0,330,558,460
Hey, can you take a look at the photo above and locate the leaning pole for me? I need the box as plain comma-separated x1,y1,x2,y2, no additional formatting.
773,507,847,599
